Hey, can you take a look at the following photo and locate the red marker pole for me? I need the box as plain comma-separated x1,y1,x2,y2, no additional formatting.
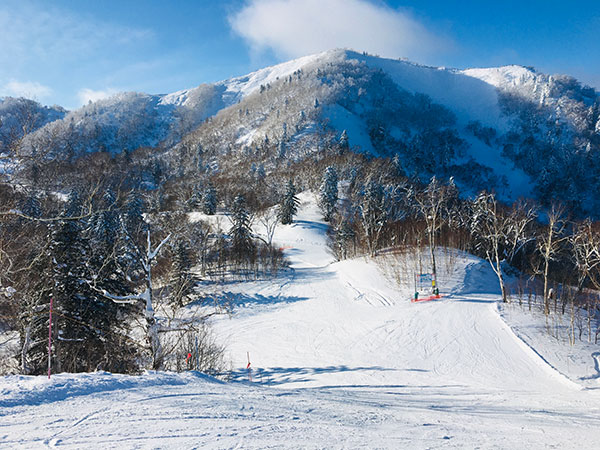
47,296,53,379
246,352,252,382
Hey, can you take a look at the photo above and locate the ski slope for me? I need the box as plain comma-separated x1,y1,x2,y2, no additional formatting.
2,193,600,449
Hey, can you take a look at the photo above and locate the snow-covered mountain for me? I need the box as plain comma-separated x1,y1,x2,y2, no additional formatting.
11,49,600,211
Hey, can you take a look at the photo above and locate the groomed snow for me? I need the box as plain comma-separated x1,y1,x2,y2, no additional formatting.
2,192,599,449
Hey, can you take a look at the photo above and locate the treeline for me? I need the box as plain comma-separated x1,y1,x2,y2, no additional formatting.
0,161,288,375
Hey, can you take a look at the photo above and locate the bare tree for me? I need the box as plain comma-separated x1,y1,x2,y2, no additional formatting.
570,220,600,343
471,192,537,302
411,177,458,293
257,206,279,248
535,204,568,315
570,220,600,293
358,177,388,256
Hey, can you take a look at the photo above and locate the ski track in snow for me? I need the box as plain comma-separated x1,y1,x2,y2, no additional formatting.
2,192,600,449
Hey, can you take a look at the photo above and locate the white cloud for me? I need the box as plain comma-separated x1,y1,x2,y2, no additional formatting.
229,0,450,62
2,80,52,99
77,88,119,105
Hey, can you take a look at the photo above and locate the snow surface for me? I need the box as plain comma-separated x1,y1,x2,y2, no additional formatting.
2,192,600,449
462,66,539,93
322,103,375,154
217,51,340,105
349,51,507,130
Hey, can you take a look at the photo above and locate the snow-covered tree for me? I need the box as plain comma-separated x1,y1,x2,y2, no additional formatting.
124,191,145,234
229,195,255,263
570,220,600,292
169,240,195,308
202,183,217,215
319,166,338,222
277,140,287,159
19,193,41,219
278,179,299,225
21,197,135,374
339,130,349,149
359,178,388,256
94,229,171,370
334,218,356,260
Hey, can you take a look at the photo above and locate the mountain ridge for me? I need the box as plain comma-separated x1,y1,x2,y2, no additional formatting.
3,49,600,213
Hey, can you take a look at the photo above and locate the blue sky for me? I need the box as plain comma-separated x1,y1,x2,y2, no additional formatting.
1,0,598,109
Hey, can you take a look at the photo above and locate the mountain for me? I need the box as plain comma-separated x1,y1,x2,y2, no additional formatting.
9,49,600,212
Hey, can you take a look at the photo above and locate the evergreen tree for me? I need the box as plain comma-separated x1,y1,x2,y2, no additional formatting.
229,195,255,263
278,140,286,159
255,164,266,180
196,143,204,170
21,190,138,374
92,189,120,246
86,209,138,373
49,215,93,373
65,189,83,218
124,191,145,235
202,183,217,215
278,179,299,225
169,240,194,307
339,130,349,149
318,166,338,222
20,192,42,219
335,218,356,260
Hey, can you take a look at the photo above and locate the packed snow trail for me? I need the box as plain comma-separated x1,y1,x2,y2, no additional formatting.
214,193,582,394
2,192,599,449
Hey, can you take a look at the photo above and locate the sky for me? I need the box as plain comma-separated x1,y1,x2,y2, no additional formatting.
0,0,598,109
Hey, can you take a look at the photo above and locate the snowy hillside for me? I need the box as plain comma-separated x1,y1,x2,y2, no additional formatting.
10,49,600,210
179,49,600,208
2,193,599,449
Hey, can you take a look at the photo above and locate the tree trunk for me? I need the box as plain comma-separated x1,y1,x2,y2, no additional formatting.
543,254,550,315
429,228,437,293
492,251,507,303
498,272,507,303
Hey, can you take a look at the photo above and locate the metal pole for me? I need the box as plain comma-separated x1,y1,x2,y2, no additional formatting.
47,296,53,379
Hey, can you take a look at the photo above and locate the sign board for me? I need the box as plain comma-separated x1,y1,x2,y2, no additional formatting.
418,273,433,282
